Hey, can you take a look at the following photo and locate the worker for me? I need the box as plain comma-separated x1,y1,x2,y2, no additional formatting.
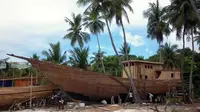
54,90,64,109
149,93,153,103
59,98,64,109
55,90,62,104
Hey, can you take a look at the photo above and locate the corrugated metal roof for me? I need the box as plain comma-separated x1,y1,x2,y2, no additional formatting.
0,62,31,69
0,63,6,69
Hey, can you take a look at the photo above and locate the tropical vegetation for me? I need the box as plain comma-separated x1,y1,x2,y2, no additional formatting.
143,0,171,62
42,42,67,64
83,9,106,73
23,0,200,102
119,43,131,61
76,0,141,103
160,43,179,69
31,53,40,60
64,13,90,47
68,47,90,70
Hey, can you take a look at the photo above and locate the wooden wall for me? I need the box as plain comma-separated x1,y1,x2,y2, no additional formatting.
122,61,180,80
157,71,180,80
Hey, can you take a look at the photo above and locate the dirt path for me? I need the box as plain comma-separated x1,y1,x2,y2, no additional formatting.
16,103,200,112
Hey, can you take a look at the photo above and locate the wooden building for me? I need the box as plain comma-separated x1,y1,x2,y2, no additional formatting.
122,60,180,80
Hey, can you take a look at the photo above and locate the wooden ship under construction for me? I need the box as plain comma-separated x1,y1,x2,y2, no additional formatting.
8,54,181,101
0,77,56,109
0,59,56,109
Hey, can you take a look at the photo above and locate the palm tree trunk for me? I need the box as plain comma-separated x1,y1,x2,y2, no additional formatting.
121,19,137,102
120,20,129,61
159,42,162,62
120,20,133,79
96,34,106,73
190,0,200,23
181,26,186,102
105,19,119,56
189,27,195,99
105,19,141,103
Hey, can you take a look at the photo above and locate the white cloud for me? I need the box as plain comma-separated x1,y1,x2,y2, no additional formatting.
163,31,200,52
122,0,171,28
120,32,144,47
0,31,65,62
0,0,190,62
0,0,85,33
145,48,153,55
0,0,83,61
65,51,72,56
96,45,105,49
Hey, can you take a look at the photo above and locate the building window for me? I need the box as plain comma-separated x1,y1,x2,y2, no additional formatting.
145,65,147,68
171,73,174,78
151,66,153,69
131,62,134,66
140,75,142,79
145,76,148,79
126,63,128,66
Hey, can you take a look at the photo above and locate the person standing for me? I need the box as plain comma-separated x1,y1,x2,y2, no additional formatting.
149,93,153,102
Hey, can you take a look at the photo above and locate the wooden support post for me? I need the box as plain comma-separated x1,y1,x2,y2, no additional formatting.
12,69,14,87
118,95,121,104
36,69,38,84
2,73,4,87
168,82,171,99
115,69,117,77
29,70,32,109
0,72,2,87
20,70,22,86
144,81,146,100
111,96,115,104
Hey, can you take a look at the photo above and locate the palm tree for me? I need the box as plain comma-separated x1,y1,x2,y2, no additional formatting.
68,47,89,70
119,43,131,60
64,13,90,47
90,51,106,72
168,0,198,99
195,34,200,50
188,23,199,98
187,0,200,98
160,43,179,69
110,0,136,98
42,42,66,64
143,0,171,62
189,27,195,98
77,0,118,55
112,0,133,61
83,9,106,73
167,0,195,101
189,0,200,23
31,53,40,60
77,0,141,103
90,51,106,64
137,56,144,60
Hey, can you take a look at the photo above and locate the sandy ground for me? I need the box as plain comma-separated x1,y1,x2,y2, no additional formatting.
14,103,200,112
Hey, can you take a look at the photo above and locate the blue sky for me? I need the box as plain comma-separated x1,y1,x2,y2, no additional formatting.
85,26,158,58
0,0,199,62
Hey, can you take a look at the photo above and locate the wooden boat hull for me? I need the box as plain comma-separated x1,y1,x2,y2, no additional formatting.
0,85,56,109
8,54,181,100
